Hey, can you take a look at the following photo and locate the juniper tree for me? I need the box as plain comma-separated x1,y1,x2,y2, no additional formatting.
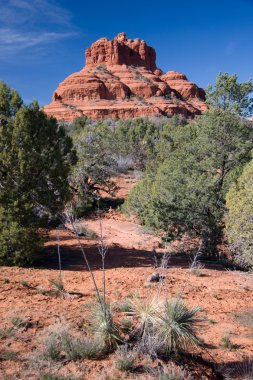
126,111,253,255
0,83,75,265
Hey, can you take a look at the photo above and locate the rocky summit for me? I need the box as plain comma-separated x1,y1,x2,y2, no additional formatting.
44,32,207,121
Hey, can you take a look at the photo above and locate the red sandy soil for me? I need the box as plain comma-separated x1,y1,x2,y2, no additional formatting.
0,175,252,380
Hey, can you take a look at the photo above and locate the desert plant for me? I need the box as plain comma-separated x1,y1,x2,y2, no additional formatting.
0,84,75,266
132,296,202,356
120,318,133,333
50,278,65,297
117,299,134,313
73,223,97,239
159,363,192,379
1,350,18,361
153,298,202,354
63,336,104,360
190,262,205,277
41,374,75,380
89,301,120,351
3,277,10,284
221,335,237,350
225,158,253,270
0,326,15,338
115,346,136,372
43,321,70,361
130,295,161,337
11,316,27,328
20,279,30,287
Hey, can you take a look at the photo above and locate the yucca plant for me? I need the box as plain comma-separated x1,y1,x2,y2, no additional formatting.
130,294,161,337
154,298,202,354
131,295,202,356
89,301,120,351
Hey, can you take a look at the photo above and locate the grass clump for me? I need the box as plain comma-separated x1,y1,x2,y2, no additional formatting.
117,299,133,313
221,335,238,350
63,336,104,360
49,278,67,298
43,320,105,361
43,321,68,360
0,327,15,339
1,350,18,361
115,346,136,373
190,262,205,277
159,363,192,379
20,279,30,287
50,278,64,292
11,316,27,328
132,296,202,356
41,374,75,380
3,277,10,284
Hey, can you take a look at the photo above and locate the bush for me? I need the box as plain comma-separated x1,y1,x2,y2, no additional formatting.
0,210,41,266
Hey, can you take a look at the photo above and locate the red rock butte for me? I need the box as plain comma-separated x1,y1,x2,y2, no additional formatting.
44,32,207,121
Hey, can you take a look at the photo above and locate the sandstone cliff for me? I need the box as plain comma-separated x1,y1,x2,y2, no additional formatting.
44,32,207,121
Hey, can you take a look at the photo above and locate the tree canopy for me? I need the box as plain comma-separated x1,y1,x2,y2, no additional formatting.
206,72,253,117
125,110,253,254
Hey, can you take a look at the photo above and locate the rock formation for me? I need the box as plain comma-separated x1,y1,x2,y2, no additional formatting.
44,32,207,121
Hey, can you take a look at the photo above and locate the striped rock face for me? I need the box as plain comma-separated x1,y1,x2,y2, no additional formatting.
44,33,207,121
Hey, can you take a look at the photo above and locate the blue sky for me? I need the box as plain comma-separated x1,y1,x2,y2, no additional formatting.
0,0,252,106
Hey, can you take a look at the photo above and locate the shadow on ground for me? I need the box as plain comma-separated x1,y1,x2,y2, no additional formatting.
36,230,225,272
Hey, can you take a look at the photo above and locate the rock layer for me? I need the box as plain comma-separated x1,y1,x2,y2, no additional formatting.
44,33,207,121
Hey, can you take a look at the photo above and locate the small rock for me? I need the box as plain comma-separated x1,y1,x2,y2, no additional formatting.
147,272,164,283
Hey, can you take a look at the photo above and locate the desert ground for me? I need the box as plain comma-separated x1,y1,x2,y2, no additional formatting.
0,175,252,380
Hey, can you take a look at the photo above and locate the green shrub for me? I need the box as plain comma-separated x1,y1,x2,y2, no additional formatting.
0,211,41,266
